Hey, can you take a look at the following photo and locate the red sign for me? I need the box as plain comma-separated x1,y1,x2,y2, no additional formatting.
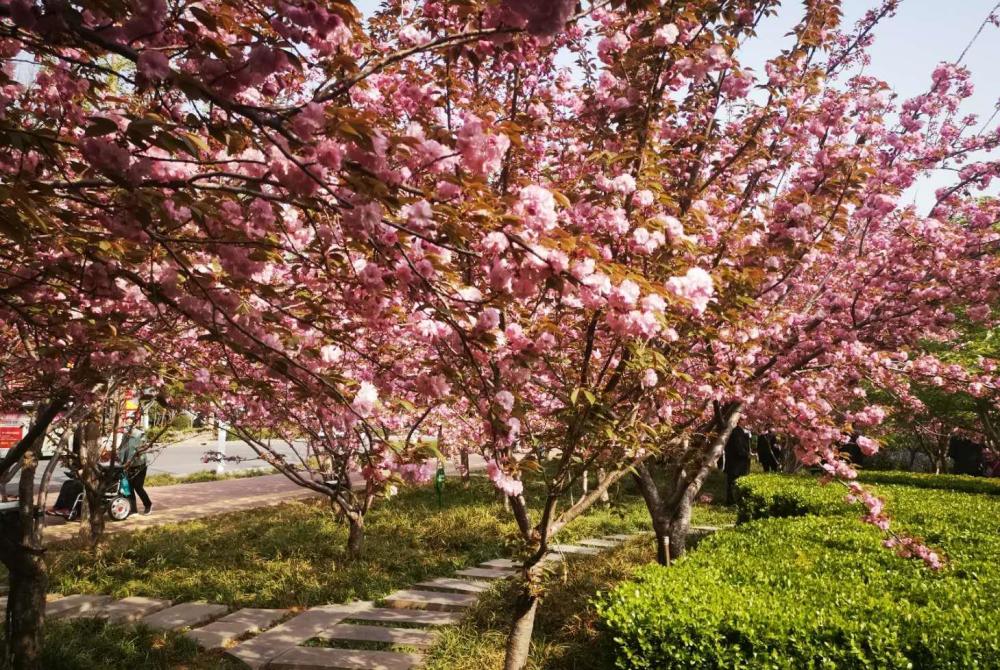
0,425,23,450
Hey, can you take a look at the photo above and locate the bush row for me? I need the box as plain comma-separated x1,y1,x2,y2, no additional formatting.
599,474,1000,669
857,470,1000,497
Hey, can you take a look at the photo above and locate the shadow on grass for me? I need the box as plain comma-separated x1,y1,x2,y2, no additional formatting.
45,479,518,609
3,472,738,670
0,619,244,670
423,538,659,670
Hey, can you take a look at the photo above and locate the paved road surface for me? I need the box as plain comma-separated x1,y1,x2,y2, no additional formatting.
29,432,303,494
41,454,486,542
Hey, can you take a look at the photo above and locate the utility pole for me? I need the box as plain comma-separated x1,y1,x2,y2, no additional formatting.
216,418,227,475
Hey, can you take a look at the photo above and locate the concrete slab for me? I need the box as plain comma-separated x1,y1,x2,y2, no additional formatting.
270,646,423,670
226,603,372,670
479,558,519,569
94,596,171,623
383,589,476,612
576,538,619,548
548,544,601,556
186,607,289,650
455,567,516,580
46,595,113,620
346,607,463,627
140,602,229,631
413,578,491,594
319,622,437,648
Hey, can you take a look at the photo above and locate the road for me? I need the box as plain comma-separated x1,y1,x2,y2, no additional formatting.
145,432,304,476
28,432,485,495
30,432,314,494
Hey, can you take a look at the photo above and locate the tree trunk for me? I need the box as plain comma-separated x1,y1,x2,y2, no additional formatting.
3,537,47,670
503,586,539,670
633,462,670,566
460,449,470,485
77,420,105,547
666,495,693,559
597,467,609,504
347,515,365,560
1,434,49,670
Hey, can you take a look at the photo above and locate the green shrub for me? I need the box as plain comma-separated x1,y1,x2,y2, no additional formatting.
168,413,193,431
600,474,1000,669
858,470,1000,497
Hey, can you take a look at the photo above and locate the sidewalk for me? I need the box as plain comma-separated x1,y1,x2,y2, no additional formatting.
43,456,485,544
43,474,316,543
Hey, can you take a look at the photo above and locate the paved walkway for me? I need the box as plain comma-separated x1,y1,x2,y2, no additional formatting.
43,457,486,544
4,533,654,669
43,474,316,543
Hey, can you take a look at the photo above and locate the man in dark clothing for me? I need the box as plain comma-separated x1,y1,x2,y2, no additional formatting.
723,427,752,505
757,431,782,472
121,433,153,514
948,435,985,476
842,433,866,467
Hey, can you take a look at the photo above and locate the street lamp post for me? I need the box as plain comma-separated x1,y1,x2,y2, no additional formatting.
216,419,227,475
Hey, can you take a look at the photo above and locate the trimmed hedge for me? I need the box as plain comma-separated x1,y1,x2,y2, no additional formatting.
857,470,1000,497
599,474,1000,669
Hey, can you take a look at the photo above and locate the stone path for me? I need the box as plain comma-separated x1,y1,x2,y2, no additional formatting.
11,532,646,669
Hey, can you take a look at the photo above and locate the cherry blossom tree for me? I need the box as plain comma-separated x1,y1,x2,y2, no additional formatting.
2,2,999,670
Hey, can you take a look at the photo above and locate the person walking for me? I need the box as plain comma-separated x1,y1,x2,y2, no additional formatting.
120,432,153,515
757,431,782,472
723,426,752,505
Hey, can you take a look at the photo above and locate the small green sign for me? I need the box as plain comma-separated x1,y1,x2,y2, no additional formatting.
434,463,446,507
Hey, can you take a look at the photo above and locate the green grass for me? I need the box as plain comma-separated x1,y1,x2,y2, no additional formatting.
143,467,275,487
5,471,735,669
424,538,659,670
599,474,1000,669
44,474,713,610
46,479,511,609
0,619,244,670
418,471,736,670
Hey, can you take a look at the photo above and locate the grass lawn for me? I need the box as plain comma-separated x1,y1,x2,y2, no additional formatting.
143,467,275,487
422,486,734,670
425,539,657,670
5,619,244,670
1,472,736,669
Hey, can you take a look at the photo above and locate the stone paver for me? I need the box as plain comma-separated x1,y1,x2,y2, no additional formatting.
186,607,289,650
226,603,372,670
548,544,602,556
46,594,113,620
577,538,620,548
141,601,229,631
383,589,477,612
345,607,463,627
604,533,636,541
270,646,423,670
455,567,516,580
413,577,491,594
78,596,171,623
479,558,519,569
319,622,437,649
